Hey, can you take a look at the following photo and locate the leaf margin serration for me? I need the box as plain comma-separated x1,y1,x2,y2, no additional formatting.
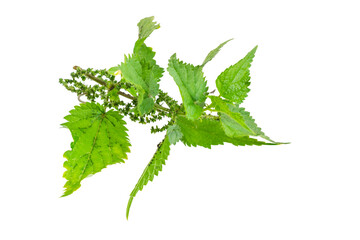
215,45,258,104
167,53,208,120
176,115,274,149
126,134,171,219
61,102,131,197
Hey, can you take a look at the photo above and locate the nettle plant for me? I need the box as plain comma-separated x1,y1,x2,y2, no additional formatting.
59,16,285,219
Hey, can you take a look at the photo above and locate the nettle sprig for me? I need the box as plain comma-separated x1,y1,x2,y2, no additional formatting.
59,16,287,219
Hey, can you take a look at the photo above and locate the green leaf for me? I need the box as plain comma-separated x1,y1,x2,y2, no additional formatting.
126,135,171,219
120,78,138,97
167,54,208,120
61,103,131,197
133,39,164,97
120,55,159,114
209,96,274,142
108,65,121,75
209,96,275,142
120,35,164,115
137,16,160,40
167,124,183,145
209,96,251,136
138,96,154,115
224,106,275,142
120,55,148,91
216,45,257,104
201,38,233,67
176,115,272,149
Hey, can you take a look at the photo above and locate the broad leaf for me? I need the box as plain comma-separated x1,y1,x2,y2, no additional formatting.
167,124,183,145
126,135,171,219
209,96,275,142
120,34,164,115
120,56,146,90
209,96,252,136
224,105,275,142
61,103,131,197
167,54,208,120
216,45,257,103
137,16,160,40
176,116,272,149
201,38,233,67
133,39,164,97
120,54,161,115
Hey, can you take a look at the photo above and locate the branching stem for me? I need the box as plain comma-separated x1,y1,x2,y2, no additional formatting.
73,66,171,113
73,66,107,86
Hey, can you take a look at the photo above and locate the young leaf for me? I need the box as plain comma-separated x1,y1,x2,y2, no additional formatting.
120,56,148,91
176,116,272,149
167,54,208,120
120,34,164,115
137,16,160,40
120,54,161,114
61,103,131,197
133,39,164,97
216,45,257,104
201,38,233,67
108,65,121,75
167,124,183,145
126,135,171,219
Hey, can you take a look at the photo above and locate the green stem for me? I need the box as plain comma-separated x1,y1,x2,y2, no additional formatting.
155,104,171,112
73,66,171,113
73,66,107,86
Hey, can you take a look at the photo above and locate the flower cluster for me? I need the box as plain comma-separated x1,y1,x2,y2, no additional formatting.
59,66,182,133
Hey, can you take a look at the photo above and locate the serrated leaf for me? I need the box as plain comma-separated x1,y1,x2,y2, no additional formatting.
120,55,159,114
201,38,233,67
133,39,164,96
120,55,148,91
167,54,208,120
226,106,276,142
120,35,164,115
138,96,154,115
137,16,160,40
209,96,252,136
61,103,130,197
209,96,275,142
126,135,171,219
216,45,257,104
176,116,272,149
167,124,183,145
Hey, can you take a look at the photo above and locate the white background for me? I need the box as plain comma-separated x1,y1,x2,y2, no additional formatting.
1,0,359,239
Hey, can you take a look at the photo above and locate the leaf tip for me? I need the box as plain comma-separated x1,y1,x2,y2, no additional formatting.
253,45,258,52
126,196,134,220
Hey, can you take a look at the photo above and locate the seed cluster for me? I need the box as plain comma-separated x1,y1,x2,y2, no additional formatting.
59,67,183,133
